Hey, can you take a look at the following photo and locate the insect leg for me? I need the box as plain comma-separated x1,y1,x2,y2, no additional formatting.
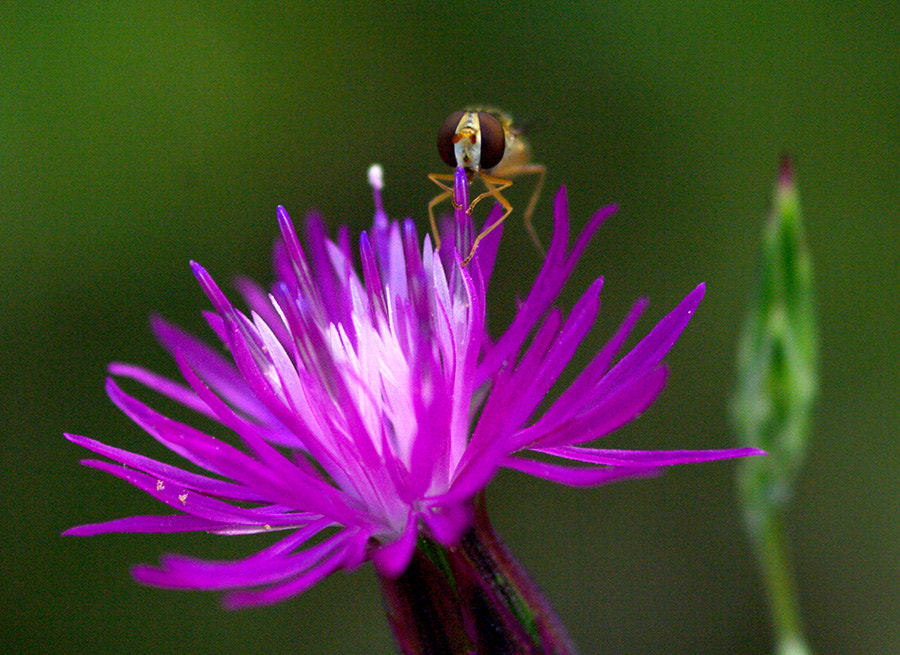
427,173,457,250
462,172,514,266
514,163,547,255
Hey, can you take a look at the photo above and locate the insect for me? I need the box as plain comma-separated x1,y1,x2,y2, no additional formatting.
428,108,546,265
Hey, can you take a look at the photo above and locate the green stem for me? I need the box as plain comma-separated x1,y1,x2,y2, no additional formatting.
751,507,811,655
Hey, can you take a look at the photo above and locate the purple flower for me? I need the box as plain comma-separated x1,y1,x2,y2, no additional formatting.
65,165,761,609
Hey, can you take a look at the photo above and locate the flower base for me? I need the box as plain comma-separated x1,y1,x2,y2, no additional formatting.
379,494,577,655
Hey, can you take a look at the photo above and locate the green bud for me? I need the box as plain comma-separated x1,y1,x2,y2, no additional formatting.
732,157,818,655
733,156,818,524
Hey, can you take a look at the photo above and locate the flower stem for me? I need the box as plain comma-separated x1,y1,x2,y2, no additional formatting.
379,494,577,655
748,504,811,655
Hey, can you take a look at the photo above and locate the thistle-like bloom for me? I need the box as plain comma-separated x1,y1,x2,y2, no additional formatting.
65,165,760,609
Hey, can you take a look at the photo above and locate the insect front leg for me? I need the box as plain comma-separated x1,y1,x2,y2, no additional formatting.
462,172,514,266
427,173,458,250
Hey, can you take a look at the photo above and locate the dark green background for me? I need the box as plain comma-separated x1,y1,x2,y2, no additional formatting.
3,2,897,653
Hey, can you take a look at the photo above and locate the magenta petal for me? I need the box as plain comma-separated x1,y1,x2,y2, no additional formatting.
66,433,264,501
106,380,308,506
222,540,352,609
108,362,212,418
372,512,419,578
78,459,310,526
148,316,276,425
533,298,648,430
134,527,343,592
537,445,766,467
508,366,669,452
420,502,472,546
63,514,223,536
507,277,604,427
235,276,292,346
436,448,504,507
593,284,705,398
502,457,661,487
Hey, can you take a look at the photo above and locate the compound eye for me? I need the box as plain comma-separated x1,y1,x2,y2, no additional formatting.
437,111,466,168
477,112,505,170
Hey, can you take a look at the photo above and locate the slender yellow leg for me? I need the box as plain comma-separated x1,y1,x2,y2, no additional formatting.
427,173,457,250
468,173,513,217
462,172,514,266
513,163,547,255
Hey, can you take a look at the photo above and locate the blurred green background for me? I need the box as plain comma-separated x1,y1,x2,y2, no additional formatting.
3,2,897,653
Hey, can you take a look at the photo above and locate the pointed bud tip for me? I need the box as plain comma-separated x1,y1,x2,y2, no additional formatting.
778,153,795,188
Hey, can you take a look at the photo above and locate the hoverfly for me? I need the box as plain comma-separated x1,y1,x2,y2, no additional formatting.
428,108,545,265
